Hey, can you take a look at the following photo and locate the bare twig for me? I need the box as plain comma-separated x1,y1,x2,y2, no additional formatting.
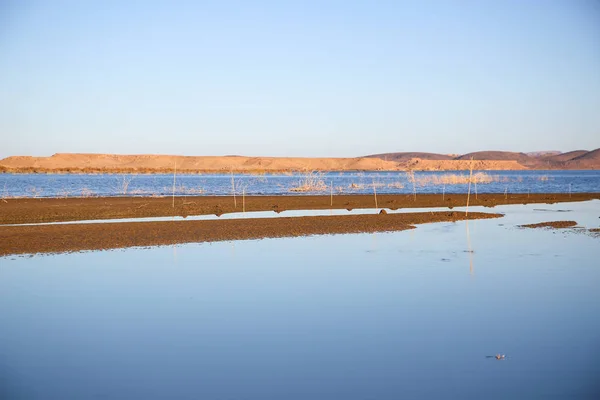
289,171,327,192
406,170,417,201
330,181,333,207
466,157,474,216
231,169,237,208
114,175,134,195
172,162,177,208
1,182,8,203
372,179,378,209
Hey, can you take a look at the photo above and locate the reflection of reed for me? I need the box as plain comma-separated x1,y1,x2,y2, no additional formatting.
466,220,474,275
371,231,378,253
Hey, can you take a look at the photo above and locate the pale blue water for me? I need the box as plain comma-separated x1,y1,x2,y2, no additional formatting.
1,201,599,399
1,170,599,198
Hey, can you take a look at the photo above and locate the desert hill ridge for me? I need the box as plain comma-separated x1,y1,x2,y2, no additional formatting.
0,149,598,173
365,149,600,170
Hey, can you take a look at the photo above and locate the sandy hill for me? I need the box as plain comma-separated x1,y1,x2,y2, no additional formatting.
0,153,403,173
366,149,600,170
572,148,600,161
364,152,453,161
2,149,599,173
542,150,589,163
400,158,527,171
454,151,534,163
0,152,529,173
526,151,561,157
567,148,600,169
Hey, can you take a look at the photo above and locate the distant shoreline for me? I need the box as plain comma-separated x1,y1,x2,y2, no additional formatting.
1,167,598,174
1,151,598,172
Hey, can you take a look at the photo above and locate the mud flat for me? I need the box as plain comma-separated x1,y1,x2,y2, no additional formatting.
1,193,598,225
0,211,502,256
519,221,578,229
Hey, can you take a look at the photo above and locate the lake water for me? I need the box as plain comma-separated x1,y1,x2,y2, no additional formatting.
1,201,599,399
1,170,599,198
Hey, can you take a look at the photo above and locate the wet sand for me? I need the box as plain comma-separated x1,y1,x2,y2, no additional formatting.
0,211,502,256
1,193,598,225
520,221,578,229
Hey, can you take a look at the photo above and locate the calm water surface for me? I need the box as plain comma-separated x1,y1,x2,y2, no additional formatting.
1,202,599,399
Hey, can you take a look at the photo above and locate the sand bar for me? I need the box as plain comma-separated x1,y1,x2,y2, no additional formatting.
0,211,502,256
1,193,598,225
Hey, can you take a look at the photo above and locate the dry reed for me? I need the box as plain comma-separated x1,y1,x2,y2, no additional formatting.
406,170,417,201
373,179,378,209
114,175,134,195
416,172,496,186
465,158,474,216
289,171,328,192
172,162,177,208
231,169,237,207
330,181,333,206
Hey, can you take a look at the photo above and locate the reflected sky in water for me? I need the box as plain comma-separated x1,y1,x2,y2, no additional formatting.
1,202,600,399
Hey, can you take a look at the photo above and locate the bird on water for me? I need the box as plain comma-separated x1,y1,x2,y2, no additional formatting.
485,354,506,360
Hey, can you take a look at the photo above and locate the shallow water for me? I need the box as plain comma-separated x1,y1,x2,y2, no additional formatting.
2,169,599,198
1,202,599,399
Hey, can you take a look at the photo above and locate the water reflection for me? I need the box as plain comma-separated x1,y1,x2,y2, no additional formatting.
466,220,474,276
1,202,599,399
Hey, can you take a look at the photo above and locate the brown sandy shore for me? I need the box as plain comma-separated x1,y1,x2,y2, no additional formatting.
1,193,598,225
0,212,502,256
1,192,598,256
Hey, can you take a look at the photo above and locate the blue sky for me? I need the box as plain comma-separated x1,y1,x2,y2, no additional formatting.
1,0,599,158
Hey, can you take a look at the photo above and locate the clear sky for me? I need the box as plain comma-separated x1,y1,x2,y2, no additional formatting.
1,0,599,159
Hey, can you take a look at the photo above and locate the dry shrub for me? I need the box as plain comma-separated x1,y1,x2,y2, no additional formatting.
113,175,135,195
417,172,497,186
80,188,94,198
1,182,8,203
57,189,71,198
28,187,43,198
289,171,327,192
177,185,204,195
387,182,404,189
348,183,367,190
406,170,417,200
